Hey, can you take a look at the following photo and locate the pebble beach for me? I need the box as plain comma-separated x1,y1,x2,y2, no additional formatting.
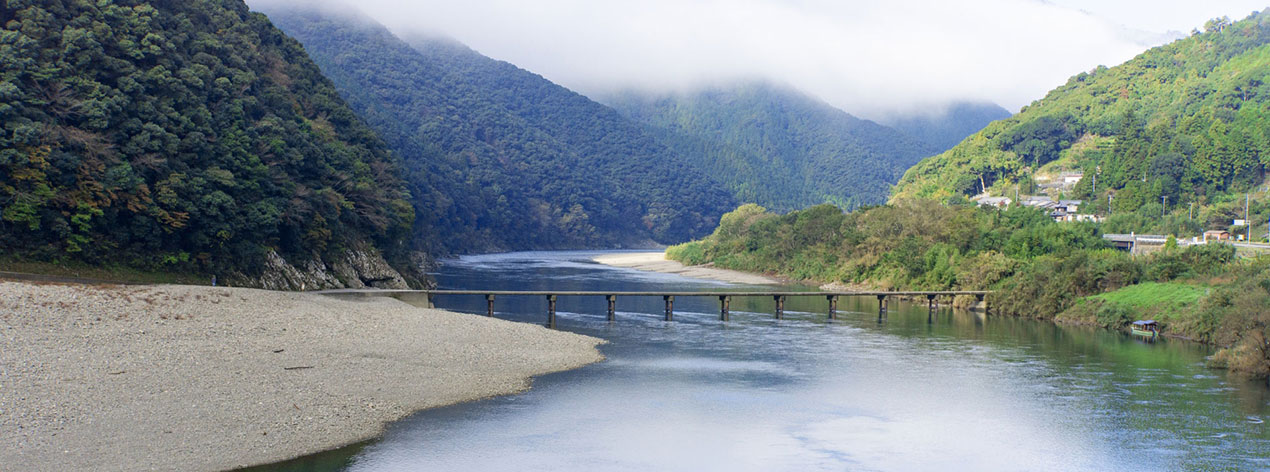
0,281,604,471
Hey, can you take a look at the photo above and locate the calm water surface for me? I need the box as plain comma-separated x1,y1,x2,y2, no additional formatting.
257,250,1269,472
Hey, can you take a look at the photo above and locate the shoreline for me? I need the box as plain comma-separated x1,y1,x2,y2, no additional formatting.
0,280,604,472
591,251,782,285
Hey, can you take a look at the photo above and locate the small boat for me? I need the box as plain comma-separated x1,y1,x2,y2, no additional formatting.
1130,320,1159,339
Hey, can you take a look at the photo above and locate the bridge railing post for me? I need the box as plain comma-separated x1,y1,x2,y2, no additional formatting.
606,295,616,322
426,292,435,309
877,294,887,321
827,295,838,320
664,295,674,321
720,295,731,321
486,294,495,317
774,295,785,319
546,295,557,329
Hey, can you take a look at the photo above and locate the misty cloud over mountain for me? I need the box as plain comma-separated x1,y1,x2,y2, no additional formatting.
247,0,1265,120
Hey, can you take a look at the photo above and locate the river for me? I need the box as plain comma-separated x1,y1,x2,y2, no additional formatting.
253,250,1269,471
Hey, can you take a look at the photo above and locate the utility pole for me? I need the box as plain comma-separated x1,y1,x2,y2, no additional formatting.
1162,196,1168,220
1246,193,1251,241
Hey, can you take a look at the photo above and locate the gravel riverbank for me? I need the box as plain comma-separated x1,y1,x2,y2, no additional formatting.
592,252,780,285
0,281,604,472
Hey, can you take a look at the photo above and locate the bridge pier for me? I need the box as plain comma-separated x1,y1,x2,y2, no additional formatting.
546,295,557,329
927,294,936,323
335,290,993,326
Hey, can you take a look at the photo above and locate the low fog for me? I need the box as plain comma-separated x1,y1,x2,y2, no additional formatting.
248,0,1267,119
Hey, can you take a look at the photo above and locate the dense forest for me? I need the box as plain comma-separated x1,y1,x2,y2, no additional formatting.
0,0,419,284
604,84,941,212
262,7,737,252
668,203,1270,377
894,11,1270,237
880,101,1012,154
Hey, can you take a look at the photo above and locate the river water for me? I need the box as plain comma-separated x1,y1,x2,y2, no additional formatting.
256,250,1269,471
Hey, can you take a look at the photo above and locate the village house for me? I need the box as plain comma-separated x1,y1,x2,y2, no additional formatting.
1204,230,1231,241
972,195,1012,208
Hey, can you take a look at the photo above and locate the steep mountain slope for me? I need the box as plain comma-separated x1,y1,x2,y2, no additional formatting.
0,0,420,288
882,102,1013,153
604,83,938,211
262,7,736,252
894,11,1270,218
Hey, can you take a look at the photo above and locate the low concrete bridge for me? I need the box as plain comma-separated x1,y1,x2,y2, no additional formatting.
322,289,993,329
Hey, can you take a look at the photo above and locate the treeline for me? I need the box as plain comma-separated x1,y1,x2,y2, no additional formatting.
262,7,737,252
895,10,1270,237
669,203,1270,377
0,0,416,278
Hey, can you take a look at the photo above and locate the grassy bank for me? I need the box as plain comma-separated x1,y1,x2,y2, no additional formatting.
668,202,1270,378
1057,283,1208,334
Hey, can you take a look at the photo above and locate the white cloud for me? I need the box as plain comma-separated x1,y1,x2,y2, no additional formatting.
249,0,1264,119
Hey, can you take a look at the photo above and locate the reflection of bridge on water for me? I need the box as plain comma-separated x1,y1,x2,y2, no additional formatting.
322,289,993,329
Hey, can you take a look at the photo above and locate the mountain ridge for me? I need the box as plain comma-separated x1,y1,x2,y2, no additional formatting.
603,82,945,211
262,6,738,252
893,9,1270,235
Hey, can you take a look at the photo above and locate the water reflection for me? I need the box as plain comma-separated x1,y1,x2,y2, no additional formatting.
254,251,1270,471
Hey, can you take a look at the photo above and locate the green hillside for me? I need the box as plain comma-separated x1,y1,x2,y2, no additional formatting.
262,7,737,252
881,101,1013,153
0,0,417,283
605,84,938,211
894,10,1270,234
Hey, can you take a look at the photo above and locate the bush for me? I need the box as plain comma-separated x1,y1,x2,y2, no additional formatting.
1095,302,1133,328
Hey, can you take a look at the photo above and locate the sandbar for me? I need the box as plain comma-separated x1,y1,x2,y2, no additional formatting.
0,281,603,471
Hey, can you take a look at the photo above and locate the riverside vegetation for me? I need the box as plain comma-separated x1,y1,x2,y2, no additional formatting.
668,203,1270,377
668,10,1270,379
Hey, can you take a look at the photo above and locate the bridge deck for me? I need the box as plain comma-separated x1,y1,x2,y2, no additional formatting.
322,289,992,328
320,289,990,297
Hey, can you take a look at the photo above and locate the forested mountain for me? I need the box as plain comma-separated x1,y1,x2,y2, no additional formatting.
604,84,938,211
881,102,1013,153
894,10,1270,228
0,0,420,288
261,7,737,252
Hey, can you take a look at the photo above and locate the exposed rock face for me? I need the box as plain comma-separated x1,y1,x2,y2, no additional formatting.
232,244,421,291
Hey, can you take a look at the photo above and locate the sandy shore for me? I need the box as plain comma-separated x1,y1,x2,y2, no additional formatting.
592,252,780,285
0,281,603,472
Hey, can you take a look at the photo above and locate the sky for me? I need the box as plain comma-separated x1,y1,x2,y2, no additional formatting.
252,0,1270,119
